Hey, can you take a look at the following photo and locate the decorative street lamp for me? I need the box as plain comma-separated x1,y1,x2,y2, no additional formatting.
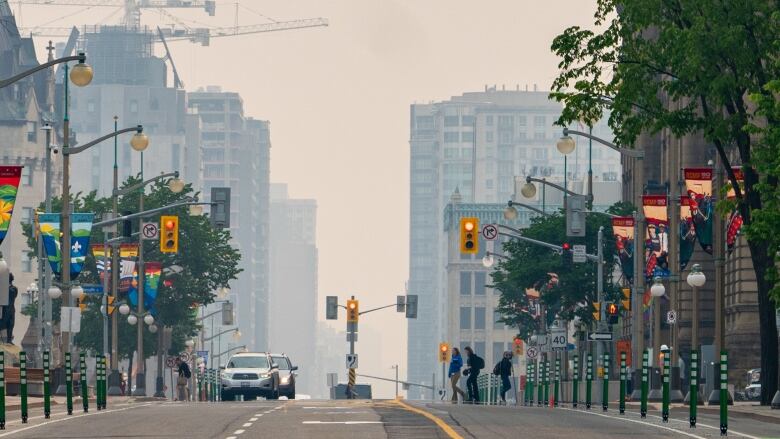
556,134,576,155
70,285,84,301
47,286,62,300
650,277,666,297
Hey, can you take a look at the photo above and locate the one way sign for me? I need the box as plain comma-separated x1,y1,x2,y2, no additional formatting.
588,332,613,341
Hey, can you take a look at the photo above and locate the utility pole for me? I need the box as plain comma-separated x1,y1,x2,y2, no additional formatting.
108,117,121,396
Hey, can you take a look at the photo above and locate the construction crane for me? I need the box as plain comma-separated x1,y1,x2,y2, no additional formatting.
14,0,328,46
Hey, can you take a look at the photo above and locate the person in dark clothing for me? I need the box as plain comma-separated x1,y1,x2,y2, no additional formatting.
1,273,18,344
175,358,191,401
463,346,483,404
495,351,513,404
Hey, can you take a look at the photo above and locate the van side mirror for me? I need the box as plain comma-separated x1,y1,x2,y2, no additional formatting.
219,366,225,370
291,366,298,371
271,363,279,369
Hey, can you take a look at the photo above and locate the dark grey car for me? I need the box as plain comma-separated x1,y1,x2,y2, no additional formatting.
270,354,298,399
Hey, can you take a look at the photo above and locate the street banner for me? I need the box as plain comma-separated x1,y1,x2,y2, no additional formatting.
611,216,634,282
69,213,94,280
128,261,161,314
39,213,62,276
684,168,714,253
726,168,744,252
642,195,670,280
91,243,138,292
679,196,696,270
0,166,22,248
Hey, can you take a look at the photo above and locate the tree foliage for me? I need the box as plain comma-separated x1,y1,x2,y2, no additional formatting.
549,0,779,404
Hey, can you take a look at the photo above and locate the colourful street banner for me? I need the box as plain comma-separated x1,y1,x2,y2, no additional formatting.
0,166,23,248
39,213,62,276
129,261,161,315
70,213,94,280
684,168,713,253
90,242,138,292
643,195,670,280
726,168,744,252
611,216,634,282
679,196,696,270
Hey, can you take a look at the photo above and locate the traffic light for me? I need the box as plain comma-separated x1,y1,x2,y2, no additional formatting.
439,343,450,363
160,215,179,253
210,187,231,229
607,302,619,325
592,302,601,321
346,299,359,323
513,337,524,356
621,288,631,311
122,210,133,238
566,194,587,237
562,242,573,267
459,217,479,254
326,296,338,320
405,294,418,319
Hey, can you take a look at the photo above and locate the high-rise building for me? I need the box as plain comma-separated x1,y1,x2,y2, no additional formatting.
407,86,621,393
269,183,317,395
188,87,270,351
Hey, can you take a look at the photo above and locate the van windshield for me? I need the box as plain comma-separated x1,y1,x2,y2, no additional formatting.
227,356,269,369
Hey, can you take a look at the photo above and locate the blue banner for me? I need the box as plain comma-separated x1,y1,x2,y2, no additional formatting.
70,213,94,280
39,213,62,276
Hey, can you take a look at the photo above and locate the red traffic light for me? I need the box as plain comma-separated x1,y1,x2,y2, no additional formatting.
514,338,522,346
562,243,571,250
165,219,175,230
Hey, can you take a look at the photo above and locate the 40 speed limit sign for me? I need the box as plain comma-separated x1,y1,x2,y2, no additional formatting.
550,329,567,350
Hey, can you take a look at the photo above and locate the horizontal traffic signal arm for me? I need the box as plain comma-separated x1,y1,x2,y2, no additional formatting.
92,199,215,227
497,224,600,261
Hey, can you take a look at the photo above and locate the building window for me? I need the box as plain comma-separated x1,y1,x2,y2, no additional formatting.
486,131,494,143
534,132,546,141
518,116,527,127
533,148,547,160
87,99,96,113
498,131,513,145
415,116,434,130
460,307,471,330
204,165,225,178
485,179,493,189
474,272,486,295
493,310,504,329
493,342,504,364
150,98,159,110
462,115,475,126
21,207,34,224
474,307,486,329
498,115,512,128
475,342,485,358
486,115,494,126
21,166,33,186
20,251,32,273
26,122,37,142
460,271,472,295
444,147,457,159
130,100,138,113
444,132,459,143
203,148,225,162
444,116,459,127
461,131,474,143
534,115,546,127
171,143,180,167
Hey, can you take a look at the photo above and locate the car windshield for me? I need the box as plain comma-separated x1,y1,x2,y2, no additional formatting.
227,356,269,369
272,356,290,370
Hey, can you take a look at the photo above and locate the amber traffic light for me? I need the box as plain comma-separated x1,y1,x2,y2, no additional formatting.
160,215,179,253
346,299,359,323
439,342,450,363
592,302,601,321
621,288,631,311
460,217,479,254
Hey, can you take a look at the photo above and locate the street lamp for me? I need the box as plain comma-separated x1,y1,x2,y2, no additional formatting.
189,204,204,216
127,315,138,326
130,131,150,152
686,263,706,361
185,339,195,348
0,51,91,89
504,200,548,220
556,135,576,155
650,276,666,297
47,286,62,300
143,314,155,326
68,58,93,87
686,264,706,288
70,285,84,301
521,181,537,199
168,177,185,194
482,254,495,268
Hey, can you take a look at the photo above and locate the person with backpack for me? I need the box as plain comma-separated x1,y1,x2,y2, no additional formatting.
493,351,513,404
175,358,191,401
448,347,467,403
463,346,484,403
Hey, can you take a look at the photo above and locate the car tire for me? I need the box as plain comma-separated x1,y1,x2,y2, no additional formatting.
221,391,232,401
287,384,296,399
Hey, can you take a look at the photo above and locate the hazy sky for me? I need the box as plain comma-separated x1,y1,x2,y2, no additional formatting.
23,0,600,397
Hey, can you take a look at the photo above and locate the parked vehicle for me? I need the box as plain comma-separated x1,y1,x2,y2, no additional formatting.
744,368,761,401
270,353,298,399
220,352,280,401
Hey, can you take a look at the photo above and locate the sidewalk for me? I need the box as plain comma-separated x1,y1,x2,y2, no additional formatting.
624,401,780,424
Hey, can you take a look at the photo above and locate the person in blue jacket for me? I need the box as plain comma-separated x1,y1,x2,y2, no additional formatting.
448,347,467,403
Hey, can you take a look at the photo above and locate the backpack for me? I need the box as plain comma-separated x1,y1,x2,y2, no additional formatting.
474,355,485,370
492,362,501,376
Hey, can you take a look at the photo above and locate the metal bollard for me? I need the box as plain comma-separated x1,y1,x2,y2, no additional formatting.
537,360,543,406
619,352,626,415
554,357,560,407
43,351,51,418
572,355,579,408
719,351,728,436
66,352,73,415
662,348,670,422
102,356,109,409
689,350,698,427
197,370,203,402
543,360,550,406
526,362,534,406
0,351,5,429
80,352,88,413
20,351,27,423
585,353,593,409
641,349,649,418
602,352,610,411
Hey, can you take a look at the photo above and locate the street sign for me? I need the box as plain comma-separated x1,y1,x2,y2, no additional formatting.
196,350,209,365
588,332,613,341
573,244,587,263
60,306,81,333
346,354,358,369
327,373,338,387
166,356,176,368
179,351,191,363
666,310,677,324
526,346,539,360
550,329,567,350
141,221,159,240
481,224,498,241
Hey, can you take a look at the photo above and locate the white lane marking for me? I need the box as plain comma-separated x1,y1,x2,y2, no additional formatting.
233,429,245,435
249,417,258,421
559,407,708,439
242,423,252,427
0,404,153,437
254,414,263,417
226,437,237,439
640,413,762,439
302,421,384,425
303,406,351,409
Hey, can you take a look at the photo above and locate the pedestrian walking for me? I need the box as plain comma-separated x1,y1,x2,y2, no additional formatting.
448,347,467,403
493,351,513,404
175,358,191,402
463,346,484,404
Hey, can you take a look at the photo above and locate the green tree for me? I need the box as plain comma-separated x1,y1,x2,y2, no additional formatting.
549,0,779,404
23,175,241,362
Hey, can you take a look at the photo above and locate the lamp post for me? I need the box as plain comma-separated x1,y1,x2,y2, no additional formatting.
503,200,549,221
649,276,666,400
0,52,90,89
686,264,705,405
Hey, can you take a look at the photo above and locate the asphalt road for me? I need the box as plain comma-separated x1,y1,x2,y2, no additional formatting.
0,399,776,439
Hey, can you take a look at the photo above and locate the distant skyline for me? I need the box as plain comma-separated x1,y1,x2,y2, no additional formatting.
21,0,602,398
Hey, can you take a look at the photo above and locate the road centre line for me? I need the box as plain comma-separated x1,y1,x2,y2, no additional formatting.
249,417,258,421
242,422,252,427
233,429,245,435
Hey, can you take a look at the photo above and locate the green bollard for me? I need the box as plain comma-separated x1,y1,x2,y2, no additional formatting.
20,351,27,423
586,353,593,409
572,355,579,408
103,356,109,409
43,351,51,418
641,349,649,418
80,353,88,413
662,348,670,422
0,351,5,430
554,357,560,407
537,360,543,406
719,351,728,436
66,352,73,415
690,350,698,427
602,352,610,411
197,370,203,402
95,355,101,411
543,360,549,406
619,352,626,415
526,362,533,405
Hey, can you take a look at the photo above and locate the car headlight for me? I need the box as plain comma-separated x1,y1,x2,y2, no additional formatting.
221,372,232,380
281,375,291,384
259,373,270,378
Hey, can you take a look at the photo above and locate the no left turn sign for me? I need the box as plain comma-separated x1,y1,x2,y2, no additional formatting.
482,224,498,241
